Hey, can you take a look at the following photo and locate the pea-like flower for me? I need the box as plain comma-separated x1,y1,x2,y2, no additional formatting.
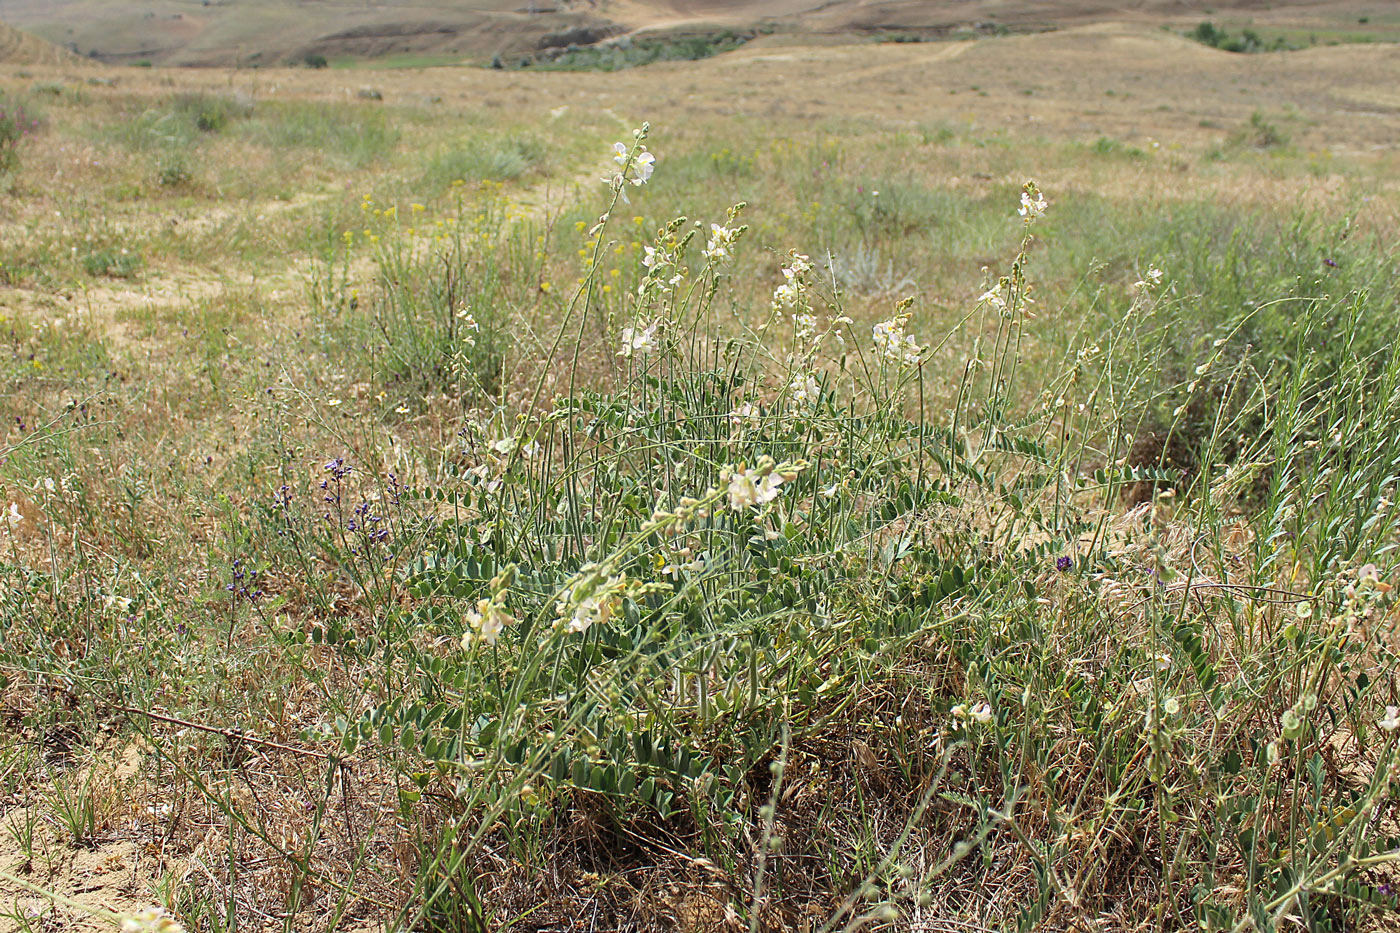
724,463,786,511
702,223,738,263
1018,182,1048,224
619,320,659,358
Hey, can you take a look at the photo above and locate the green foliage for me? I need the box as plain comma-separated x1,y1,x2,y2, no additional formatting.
419,135,547,190
1189,21,1299,53
240,101,399,167
521,31,751,71
0,93,41,174
81,246,142,278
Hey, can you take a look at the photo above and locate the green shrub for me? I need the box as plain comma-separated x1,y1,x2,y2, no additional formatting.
240,102,399,168
419,135,547,189
0,94,41,174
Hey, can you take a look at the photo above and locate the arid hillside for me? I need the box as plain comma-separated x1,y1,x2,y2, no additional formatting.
1,0,1395,66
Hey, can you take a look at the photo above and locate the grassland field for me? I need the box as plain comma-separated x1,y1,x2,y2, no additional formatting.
1,12,1400,933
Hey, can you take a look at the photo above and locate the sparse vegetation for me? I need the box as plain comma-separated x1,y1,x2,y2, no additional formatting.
516,30,752,71
2,10,1400,931
1188,21,1300,52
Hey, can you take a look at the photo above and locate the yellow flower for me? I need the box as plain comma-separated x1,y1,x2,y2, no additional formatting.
411,203,425,213
539,282,552,293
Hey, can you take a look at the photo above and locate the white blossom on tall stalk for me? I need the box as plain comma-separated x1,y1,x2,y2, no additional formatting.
455,308,480,346
728,401,759,429
788,372,821,407
977,285,1008,313
557,573,627,634
871,312,923,366
771,250,813,311
793,312,817,341
2,502,20,533
1133,267,1164,290
724,463,786,511
609,139,656,188
1018,181,1047,224
462,597,514,647
619,320,659,358
703,223,738,263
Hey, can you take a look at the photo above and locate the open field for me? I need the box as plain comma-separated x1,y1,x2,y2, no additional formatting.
2,10,1400,932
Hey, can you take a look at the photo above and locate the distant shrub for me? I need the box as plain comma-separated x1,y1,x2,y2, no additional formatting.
241,102,399,168
0,95,42,174
303,54,329,69
420,135,547,189
171,92,251,134
81,247,141,279
1188,21,1297,53
519,31,751,71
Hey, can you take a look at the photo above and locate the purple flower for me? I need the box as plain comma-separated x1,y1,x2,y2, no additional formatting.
1056,556,1073,572
1323,258,1338,268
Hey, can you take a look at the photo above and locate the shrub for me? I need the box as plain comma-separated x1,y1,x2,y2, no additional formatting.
0,95,41,174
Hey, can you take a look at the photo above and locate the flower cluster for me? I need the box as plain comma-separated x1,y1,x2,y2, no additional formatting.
455,308,480,346
871,311,923,366
606,128,655,202
619,320,659,358
463,566,517,647
702,223,739,263
1133,267,1164,290
723,457,799,511
556,567,630,635
1018,181,1047,224
951,702,993,725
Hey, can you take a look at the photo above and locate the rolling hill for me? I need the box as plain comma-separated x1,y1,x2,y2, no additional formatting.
0,19,80,65
0,0,1391,67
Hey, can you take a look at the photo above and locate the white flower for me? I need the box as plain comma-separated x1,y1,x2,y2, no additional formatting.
952,702,993,725
462,598,514,647
819,482,839,498
456,311,480,346
612,142,655,186
728,402,758,428
702,223,737,263
104,594,133,613
872,314,923,366
726,465,785,511
619,320,659,358
560,577,624,634
793,313,817,341
3,502,20,530
1018,183,1047,223
121,908,185,933
492,437,517,456
978,287,1007,312
1133,267,1164,290
1381,706,1400,733
788,372,820,406
633,150,655,185
773,280,801,310
642,245,662,269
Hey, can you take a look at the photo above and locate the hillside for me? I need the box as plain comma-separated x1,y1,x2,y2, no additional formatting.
0,0,1393,67
0,20,80,65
